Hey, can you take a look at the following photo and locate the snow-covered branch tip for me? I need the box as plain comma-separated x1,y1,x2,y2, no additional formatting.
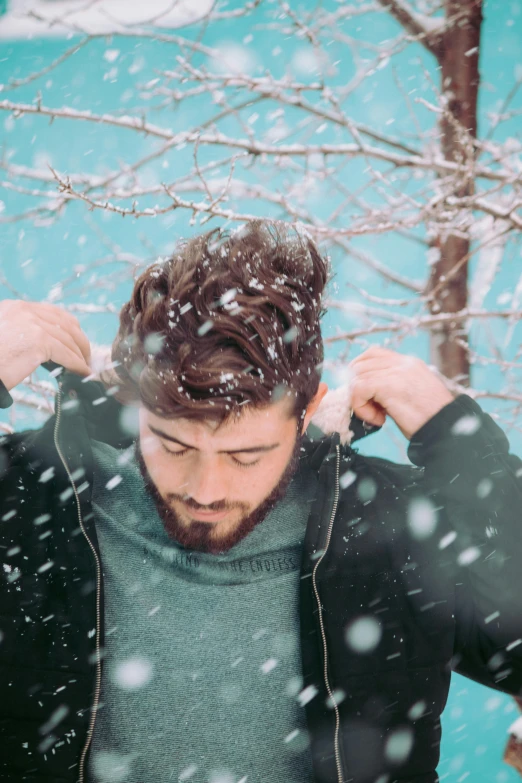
377,0,445,59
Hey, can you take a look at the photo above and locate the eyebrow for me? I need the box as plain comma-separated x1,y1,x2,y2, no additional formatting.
148,424,281,455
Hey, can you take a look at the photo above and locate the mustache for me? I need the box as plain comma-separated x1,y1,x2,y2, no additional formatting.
169,496,234,513
183,502,227,513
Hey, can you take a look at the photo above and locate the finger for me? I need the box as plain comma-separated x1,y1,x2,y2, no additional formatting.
349,349,397,372
353,400,387,427
350,345,389,361
34,306,92,365
38,321,92,376
47,336,92,377
36,304,92,364
349,372,391,421
350,368,389,396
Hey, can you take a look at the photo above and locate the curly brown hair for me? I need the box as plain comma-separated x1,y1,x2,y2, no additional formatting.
107,220,332,429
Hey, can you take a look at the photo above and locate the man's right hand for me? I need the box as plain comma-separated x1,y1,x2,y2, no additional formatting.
0,298,92,392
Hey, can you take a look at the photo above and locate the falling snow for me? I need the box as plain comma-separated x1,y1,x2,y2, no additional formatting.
407,497,438,540
112,657,153,690
1,3,522,781
345,616,382,654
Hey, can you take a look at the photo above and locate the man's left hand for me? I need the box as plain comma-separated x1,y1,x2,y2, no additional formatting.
348,346,456,440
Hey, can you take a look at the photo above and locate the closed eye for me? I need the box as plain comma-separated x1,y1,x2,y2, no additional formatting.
160,443,260,469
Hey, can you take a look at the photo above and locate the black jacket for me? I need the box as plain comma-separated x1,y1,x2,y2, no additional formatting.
1,369,522,783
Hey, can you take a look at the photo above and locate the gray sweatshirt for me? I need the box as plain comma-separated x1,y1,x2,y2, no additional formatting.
88,438,320,783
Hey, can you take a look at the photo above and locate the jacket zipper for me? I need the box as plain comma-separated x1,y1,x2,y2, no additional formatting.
311,443,343,783
53,382,103,783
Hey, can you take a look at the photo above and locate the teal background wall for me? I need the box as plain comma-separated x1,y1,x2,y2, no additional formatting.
1,1,522,779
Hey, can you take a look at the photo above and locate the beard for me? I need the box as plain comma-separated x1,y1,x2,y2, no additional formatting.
133,427,304,555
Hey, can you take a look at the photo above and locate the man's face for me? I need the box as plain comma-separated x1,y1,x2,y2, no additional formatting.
135,394,316,554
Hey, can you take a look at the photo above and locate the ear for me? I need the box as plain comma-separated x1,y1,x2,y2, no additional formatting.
301,382,329,434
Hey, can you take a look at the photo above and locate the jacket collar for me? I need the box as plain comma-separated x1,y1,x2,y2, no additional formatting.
58,369,136,450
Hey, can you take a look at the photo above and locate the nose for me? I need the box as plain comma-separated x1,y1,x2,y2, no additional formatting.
183,459,227,509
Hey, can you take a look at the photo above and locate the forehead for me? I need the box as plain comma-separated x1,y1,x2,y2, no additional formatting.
142,394,296,437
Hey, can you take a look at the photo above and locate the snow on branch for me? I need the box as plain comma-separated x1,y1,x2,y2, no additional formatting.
1,99,520,187
0,0,215,38
377,0,445,58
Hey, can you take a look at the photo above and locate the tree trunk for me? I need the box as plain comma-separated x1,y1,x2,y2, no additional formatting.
426,0,482,384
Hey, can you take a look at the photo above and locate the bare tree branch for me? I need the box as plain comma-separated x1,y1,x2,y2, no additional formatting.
376,0,445,58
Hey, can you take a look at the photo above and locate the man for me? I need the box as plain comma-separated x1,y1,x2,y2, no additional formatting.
0,219,521,783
